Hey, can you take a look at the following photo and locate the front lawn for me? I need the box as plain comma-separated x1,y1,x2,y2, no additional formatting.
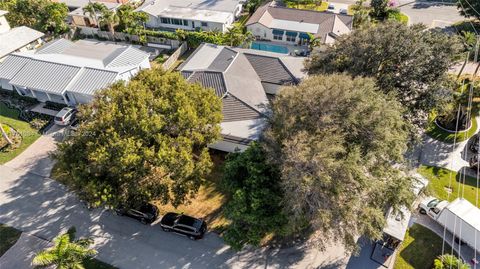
83,258,118,269
285,1,329,11
0,103,41,164
0,224,22,256
394,224,453,269
425,116,477,144
154,151,230,232
418,165,480,206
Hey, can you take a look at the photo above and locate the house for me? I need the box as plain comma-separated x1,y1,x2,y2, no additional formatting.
0,10,44,61
0,39,150,105
246,2,353,46
178,43,305,152
136,0,243,33
52,0,124,27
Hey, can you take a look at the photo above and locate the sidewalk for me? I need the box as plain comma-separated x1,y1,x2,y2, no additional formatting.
0,233,52,269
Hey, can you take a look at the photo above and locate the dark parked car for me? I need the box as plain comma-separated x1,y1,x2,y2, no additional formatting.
470,154,479,171
160,213,207,240
114,203,159,224
470,134,480,153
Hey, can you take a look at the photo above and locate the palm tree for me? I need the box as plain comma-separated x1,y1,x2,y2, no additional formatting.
99,9,119,34
82,2,107,28
0,123,13,145
32,227,97,269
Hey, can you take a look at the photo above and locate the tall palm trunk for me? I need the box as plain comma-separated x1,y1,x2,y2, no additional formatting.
0,123,13,145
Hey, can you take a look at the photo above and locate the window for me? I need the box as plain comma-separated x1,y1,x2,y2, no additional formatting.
201,22,208,27
183,20,188,26
286,35,296,42
161,18,170,24
172,18,182,25
273,33,283,40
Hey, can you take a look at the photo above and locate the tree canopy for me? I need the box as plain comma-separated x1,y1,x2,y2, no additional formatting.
0,0,69,35
457,0,480,20
306,22,462,128
54,69,223,208
433,254,470,269
263,74,414,251
222,143,286,250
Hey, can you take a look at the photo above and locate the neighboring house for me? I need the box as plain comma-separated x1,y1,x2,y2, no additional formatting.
0,10,44,61
137,0,243,33
0,39,150,105
246,1,353,45
53,0,123,27
178,43,305,152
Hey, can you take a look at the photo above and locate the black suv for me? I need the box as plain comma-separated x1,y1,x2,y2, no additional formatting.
114,203,159,224
159,213,207,240
470,134,480,153
470,154,479,171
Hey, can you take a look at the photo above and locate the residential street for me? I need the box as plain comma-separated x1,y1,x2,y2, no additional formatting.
399,1,464,28
0,127,351,269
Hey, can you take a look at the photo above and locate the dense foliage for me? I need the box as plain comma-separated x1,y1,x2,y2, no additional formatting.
306,22,462,128
222,143,286,250
0,0,69,35
457,0,480,20
54,69,223,208
263,74,414,251
32,227,97,269
433,254,470,269
116,5,149,34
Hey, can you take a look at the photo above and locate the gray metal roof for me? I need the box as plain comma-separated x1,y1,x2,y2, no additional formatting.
222,94,261,122
106,47,149,68
243,53,297,85
188,71,227,97
0,26,45,59
9,59,81,94
0,54,30,80
36,39,74,55
67,68,118,95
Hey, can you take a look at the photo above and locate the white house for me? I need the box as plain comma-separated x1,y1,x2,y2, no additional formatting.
178,43,306,152
137,0,243,33
246,2,353,46
0,39,150,105
52,0,122,28
0,10,44,61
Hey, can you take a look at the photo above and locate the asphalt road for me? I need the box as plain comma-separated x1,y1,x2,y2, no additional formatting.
399,1,465,28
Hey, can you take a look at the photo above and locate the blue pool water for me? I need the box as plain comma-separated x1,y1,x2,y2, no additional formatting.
250,42,289,54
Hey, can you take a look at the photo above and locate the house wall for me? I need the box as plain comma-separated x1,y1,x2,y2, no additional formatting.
145,15,232,33
247,23,311,45
209,140,248,153
68,92,93,105
0,79,12,90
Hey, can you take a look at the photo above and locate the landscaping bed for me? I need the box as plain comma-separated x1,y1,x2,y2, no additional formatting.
418,165,480,206
0,102,42,164
285,1,329,11
0,224,22,257
394,224,453,269
426,116,477,143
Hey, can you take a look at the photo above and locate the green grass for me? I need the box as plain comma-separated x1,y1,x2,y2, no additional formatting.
0,102,41,164
0,224,22,256
394,224,453,269
425,116,477,144
418,165,480,206
387,10,409,24
285,1,329,11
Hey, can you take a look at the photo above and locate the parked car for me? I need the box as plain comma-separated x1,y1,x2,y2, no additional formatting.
470,154,479,170
327,3,335,11
339,8,348,14
160,213,207,240
470,133,480,153
114,203,159,224
54,107,76,126
418,196,443,214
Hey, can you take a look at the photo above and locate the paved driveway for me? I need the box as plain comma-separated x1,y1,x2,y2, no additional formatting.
0,233,52,269
399,2,464,28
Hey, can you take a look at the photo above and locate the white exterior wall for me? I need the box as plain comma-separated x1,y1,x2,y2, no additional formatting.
247,23,312,45
146,15,232,32
69,92,93,105
209,140,248,153
0,78,12,90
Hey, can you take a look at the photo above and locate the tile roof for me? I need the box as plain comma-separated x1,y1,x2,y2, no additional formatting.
246,1,353,42
243,53,297,85
188,71,227,97
222,94,262,122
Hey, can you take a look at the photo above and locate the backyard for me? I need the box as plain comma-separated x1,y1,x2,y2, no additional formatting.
418,165,480,206
0,102,41,164
394,224,453,269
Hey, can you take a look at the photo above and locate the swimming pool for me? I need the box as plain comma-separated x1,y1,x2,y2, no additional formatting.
250,42,289,54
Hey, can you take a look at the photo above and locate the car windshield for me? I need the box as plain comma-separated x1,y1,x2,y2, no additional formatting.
427,199,440,208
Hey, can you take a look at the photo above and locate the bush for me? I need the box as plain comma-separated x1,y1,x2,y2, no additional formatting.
387,9,408,24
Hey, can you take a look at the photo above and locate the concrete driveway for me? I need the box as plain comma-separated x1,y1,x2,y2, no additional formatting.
0,233,52,269
399,2,464,28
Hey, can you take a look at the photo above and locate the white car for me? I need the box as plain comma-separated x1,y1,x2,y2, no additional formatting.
339,8,348,14
418,196,443,214
54,107,77,126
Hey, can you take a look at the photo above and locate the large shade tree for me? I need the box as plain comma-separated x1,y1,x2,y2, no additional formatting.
54,69,223,208
263,74,414,251
306,22,462,128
